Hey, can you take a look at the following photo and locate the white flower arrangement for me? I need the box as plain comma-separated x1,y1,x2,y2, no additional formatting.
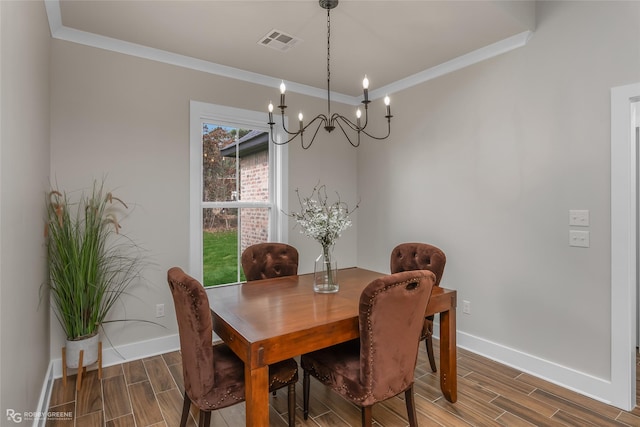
289,184,358,251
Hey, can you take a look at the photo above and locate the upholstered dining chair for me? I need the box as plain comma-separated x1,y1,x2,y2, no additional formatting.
390,242,446,373
167,267,298,427
301,270,436,427
241,242,299,281
241,242,299,398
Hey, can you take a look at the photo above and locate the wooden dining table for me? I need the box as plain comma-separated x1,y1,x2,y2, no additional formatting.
207,267,457,426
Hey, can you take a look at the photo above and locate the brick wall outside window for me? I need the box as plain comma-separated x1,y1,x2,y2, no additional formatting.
240,150,269,253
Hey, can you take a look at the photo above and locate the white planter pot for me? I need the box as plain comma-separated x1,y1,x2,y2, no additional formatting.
65,333,99,368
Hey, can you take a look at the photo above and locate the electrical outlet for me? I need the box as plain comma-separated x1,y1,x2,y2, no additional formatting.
462,300,471,315
156,304,165,318
569,230,590,248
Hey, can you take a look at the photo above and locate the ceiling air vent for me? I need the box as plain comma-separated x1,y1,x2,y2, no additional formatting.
258,29,302,52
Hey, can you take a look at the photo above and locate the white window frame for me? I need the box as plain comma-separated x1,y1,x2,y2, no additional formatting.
189,100,288,283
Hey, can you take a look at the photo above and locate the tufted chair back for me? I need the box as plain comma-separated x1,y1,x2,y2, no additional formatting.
390,242,446,286
167,266,299,426
300,270,436,426
167,267,218,409
242,243,299,281
390,242,446,373
358,270,436,403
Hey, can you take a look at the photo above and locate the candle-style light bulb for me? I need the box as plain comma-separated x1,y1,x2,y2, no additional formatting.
363,75,369,103
356,108,362,127
298,112,303,121
384,95,391,116
279,81,286,107
298,112,304,132
268,102,274,124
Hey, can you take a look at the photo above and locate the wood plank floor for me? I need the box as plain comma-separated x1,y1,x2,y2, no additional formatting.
46,340,640,426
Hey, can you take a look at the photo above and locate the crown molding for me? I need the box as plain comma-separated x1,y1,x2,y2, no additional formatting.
44,0,532,106
369,31,534,101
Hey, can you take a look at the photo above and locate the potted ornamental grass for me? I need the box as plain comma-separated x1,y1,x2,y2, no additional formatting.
45,180,146,369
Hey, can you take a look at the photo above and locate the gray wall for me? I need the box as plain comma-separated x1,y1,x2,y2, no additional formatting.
3,0,640,413
0,0,52,417
49,39,359,355
357,0,639,380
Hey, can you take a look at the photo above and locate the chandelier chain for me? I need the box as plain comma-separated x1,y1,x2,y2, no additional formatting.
267,0,392,149
326,7,331,117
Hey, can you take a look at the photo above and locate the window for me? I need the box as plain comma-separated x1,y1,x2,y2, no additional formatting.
189,101,288,286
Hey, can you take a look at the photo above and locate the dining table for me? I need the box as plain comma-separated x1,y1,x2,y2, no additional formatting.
206,267,457,426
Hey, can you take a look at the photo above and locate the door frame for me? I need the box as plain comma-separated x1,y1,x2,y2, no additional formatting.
611,82,640,411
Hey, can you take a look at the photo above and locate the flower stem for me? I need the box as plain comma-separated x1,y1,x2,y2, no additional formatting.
323,245,334,285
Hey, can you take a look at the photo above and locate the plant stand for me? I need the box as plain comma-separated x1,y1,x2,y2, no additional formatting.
61,341,102,390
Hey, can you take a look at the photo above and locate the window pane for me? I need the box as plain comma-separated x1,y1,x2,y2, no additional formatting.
202,207,270,287
240,207,270,255
237,131,270,202
202,207,241,286
202,124,237,202
199,119,273,286
191,102,285,289
203,125,270,202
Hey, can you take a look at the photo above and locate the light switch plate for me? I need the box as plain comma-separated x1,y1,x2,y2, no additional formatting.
569,210,589,226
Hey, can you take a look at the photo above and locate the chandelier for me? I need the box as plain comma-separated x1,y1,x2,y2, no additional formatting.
267,0,392,149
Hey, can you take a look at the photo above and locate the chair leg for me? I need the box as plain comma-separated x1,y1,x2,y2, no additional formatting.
180,391,191,427
361,406,373,427
198,410,211,427
303,370,310,420
287,382,296,427
405,386,418,427
426,336,437,372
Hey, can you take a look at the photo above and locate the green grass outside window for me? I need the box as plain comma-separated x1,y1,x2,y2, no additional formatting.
202,230,246,286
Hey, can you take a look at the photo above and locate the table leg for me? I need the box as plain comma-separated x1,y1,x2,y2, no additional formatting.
439,307,457,402
245,364,270,426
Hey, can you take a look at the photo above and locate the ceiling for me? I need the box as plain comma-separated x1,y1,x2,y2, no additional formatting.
49,1,536,101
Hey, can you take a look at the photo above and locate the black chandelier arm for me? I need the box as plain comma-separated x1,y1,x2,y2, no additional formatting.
302,119,326,149
333,118,361,148
266,0,394,147
273,109,327,136
330,112,360,133
276,109,295,135
332,113,392,142
329,101,372,133
357,116,392,140
269,128,299,146
331,110,392,142
269,113,329,149
290,112,328,136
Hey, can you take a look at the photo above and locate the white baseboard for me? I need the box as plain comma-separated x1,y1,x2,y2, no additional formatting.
37,325,623,421
36,333,180,426
50,333,181,378
31,362,55,427
433,323,615,407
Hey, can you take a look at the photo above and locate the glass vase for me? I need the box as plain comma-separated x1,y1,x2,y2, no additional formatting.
314,247,339,293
